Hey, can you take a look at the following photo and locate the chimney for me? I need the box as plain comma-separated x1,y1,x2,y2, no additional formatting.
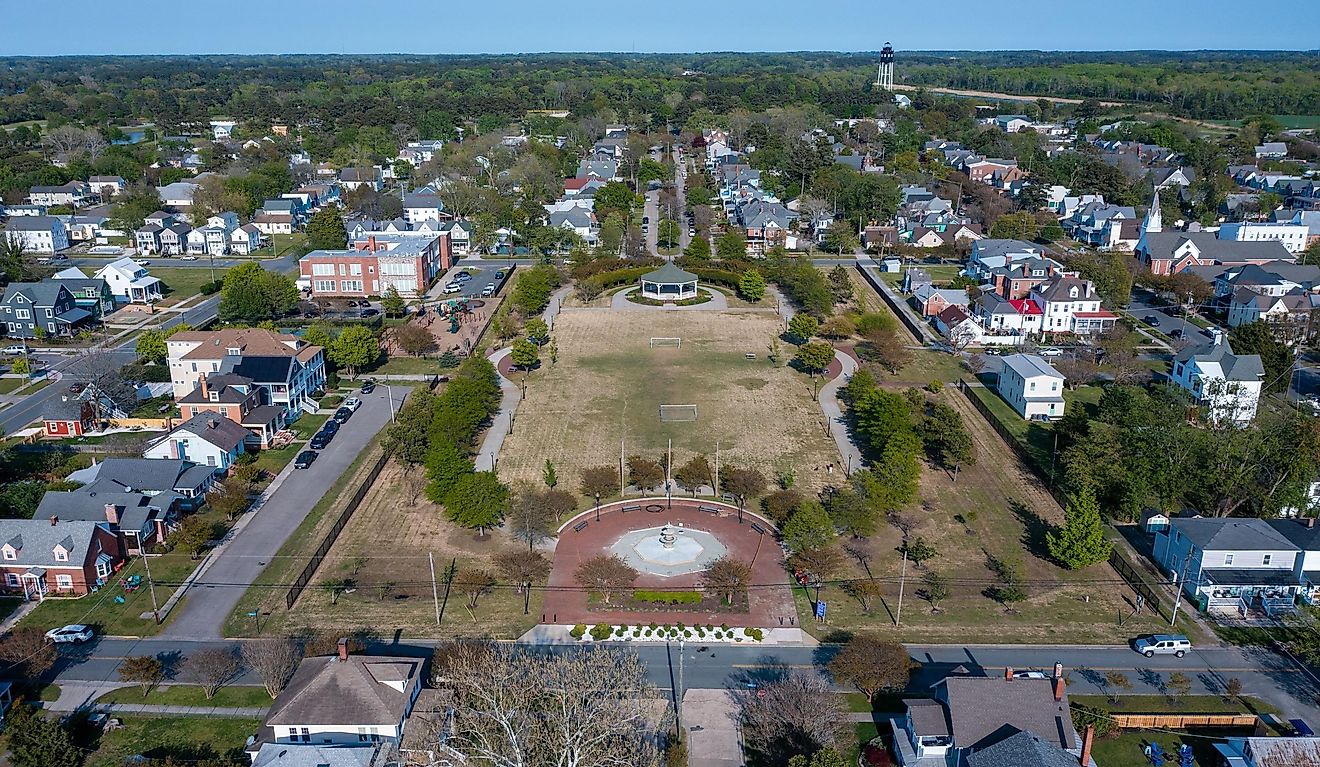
337,637,349,662
1053,661,1064,680
1054,675,1066,702
49,515,58,526
1079,724,1095,766
1005,666,1013,681
104,503,119,525
368,235,376,252
199,373,209,398
1307,517,1317,529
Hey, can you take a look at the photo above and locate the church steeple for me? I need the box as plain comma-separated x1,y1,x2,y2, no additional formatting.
1143,189,1163,234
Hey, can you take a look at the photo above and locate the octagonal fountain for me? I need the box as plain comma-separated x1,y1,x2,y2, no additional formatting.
610,523,727,577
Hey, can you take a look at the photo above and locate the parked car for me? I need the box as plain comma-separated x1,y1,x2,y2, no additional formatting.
481,284,495,297
495,271,505,280
1132,634,1191,658
46,624,95,644
1145,314,1162,327
1038,347,1064,358
320,419,340,434
179,255,198,261
309,431,333,450
443,282,463,294
294,450,317,469
2,344,28,355
343,396,363,412
360,379,376,394
333,407,353,424
361,308,380,317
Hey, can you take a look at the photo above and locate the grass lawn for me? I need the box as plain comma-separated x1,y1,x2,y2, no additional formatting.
37,683,61,701
369,356,444,376
876,264,964,287
97,685,271,709
1088,727,1254,767
81,714,262,767
0,377,27,394
964,380,1104,483
152,267,224,304
20,508,231,638
851,722,882,765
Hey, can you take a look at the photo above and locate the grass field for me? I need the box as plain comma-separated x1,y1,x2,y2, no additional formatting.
97,685,271,708
152,267,224,304
82,715,260,766
498,308,843,496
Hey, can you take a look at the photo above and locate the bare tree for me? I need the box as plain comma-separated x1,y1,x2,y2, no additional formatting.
738,670,849,765
185,647,242,700
0,627,58,679
243,637,303,699
440,645,665,767
455,568,496,610
700,557,752,605
576,555,638,605
493,549,551,596
119,655,165,697
828,636,916,701
42,124,107,165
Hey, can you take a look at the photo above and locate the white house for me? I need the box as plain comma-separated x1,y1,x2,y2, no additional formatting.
4,216,70,254
1152,517,1300,616
256,641,422,748
157,180,200,208
1170,340,1264,424
143,411,249,473
88,176,127,198
229,224,264,255
996,354,1066,420
210,120,238,140
93,257,162,303
1219,221,1310,254
1029,277,1117,335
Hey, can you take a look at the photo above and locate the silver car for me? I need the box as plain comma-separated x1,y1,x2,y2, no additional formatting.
1132,634,1191,658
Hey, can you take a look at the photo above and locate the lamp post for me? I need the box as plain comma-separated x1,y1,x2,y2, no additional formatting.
595,493,601,522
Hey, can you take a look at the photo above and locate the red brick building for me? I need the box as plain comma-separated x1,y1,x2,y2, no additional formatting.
300,233,451,299
0,517,124,601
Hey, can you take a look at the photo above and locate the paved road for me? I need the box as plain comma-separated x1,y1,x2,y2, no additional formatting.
64,253,299,274
42,639,1320,720
644,189,660,255
156,388,399,640
673,146,691,251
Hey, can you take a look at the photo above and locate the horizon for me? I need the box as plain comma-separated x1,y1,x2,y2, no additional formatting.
3,0,1319,56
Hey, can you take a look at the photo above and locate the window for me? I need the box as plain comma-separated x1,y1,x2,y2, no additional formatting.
2,548,14,561
95,558,111,578
15,309,29,320
339,263,346,275
55,574,73,589
1224,553,1235,566
5,573,17,586
312,263,334,276
47,323,54,333
54,549,67,562
45,309,52,318
349,263,362,276
342,280,363,293
1263,554,1272,566
298,728,310,743
207,455,217,467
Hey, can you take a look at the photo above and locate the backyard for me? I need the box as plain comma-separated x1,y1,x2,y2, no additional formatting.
498,308,843,496
80,714,260,766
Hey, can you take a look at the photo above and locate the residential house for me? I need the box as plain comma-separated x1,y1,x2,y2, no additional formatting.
913,285,969,317
50,269,114,318
1170,340,1264,424
1030,277,1117,335
1219,221,1310,254
1153,517,1300,616
135,223,163,254
36,485,178,558
0,282,94,338
229,224,265,255
250,743,377,767
3,204,48,217
577,159,619,181
178,372,286,448
397,139,444,167
439,219,472,255
1227,288,1320,338
1266,519,1320,605
143,412,249,474
737,199,797,255
986,257,1071,301
1062,202,1138,250
996,354,1066,420
892,667,1095,767
4,215,70,253
87,176,127,198
159,223,191,255
862,225,899,250
339,167,383,192
403,191,445,225
42,397,97,438
66,457,216,513
934,306,983,346
157,180,201,209
167,328,327,415
0,517,123,601
254,211,295,235
210,120,237,140
966,240,1053,282
548,207,598,246
976,294,1043,337
28,181,91,207
1255,142,1288,159
94,257,162,303
252,641,422,749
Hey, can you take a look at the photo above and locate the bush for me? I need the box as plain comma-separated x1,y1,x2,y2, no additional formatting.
683,629,692,638
633,590,702,605
199,280,222,295
714,630,724,639
570,624,587,639
590,622,612,641
676,622,685,631
927,380,944,394
746,627,764,641
649,622,658,630
438,351,461,368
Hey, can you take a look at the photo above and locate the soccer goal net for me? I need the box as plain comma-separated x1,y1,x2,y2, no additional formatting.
650,337,682,349
659,404,698,422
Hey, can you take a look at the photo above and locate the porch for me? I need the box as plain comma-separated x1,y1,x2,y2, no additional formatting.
1199,568,1299,618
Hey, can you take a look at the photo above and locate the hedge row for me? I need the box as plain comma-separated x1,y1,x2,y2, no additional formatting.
633,590,702,605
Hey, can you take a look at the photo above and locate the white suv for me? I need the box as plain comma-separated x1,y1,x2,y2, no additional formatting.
1132,634,1191,658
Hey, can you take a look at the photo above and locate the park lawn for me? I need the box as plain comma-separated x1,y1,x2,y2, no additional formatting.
370,356,444,376
20,508,231,638
963,381,1104,482
152,267,225,304
97,685,271,709
82,715,262,767
876,264,964,287
1071,694,1279,716
0,377,27,394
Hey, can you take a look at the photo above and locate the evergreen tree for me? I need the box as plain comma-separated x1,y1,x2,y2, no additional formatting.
445,471,508,535
781,500,835,552
683,236,712,261
5,705,80,767
306,207,348,250
1046,484,1113,569
738,269,766,301
425,440,474,502
380,286,407,317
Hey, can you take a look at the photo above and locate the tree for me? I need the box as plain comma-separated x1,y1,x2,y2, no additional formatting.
795,341,835,378
580,465,616,503
576,554,637,604
456,567,497,609
674,455,713,494
394,323,437,357
507,486,571,550
701,556,752,604
185,647,241,700
843,578,883,613
627,455,664,491
303,323,335,351
717,229,747,259
510,338,540,370
788,313,819,343
494,548,551,595
1167,671,1192,702
135,329,168,363
827,266,854,305
442,645,662,767
921,402,976,479
1229,321,1292,393
4,705,80,767
684,236,712,261
445,471,508,535
542,458,558,487
1104,671,1133,704
525,317,550,345
306,207,348,250
782,500,835,552
381,286,407,317
425,440,474,502
823,220,859,254
119,654,165,697
828,636,915,701
897,537,937,567
722,466,767,512
205,479,251,521
657,219,682,249
0,626,57,679
989,211,1040,241
1224,677,1243,702
243,637,303,698
172,514,215,560
739,670,849,766
330,325,380,376
739,269,766,301
219,262,299,322
1046,484,1113,569
921,571,949,611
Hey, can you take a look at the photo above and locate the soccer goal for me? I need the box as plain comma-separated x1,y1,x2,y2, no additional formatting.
659,404,698,422
650,337,682,349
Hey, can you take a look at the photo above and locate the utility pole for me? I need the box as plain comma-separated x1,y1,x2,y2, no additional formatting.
714,441,720,499
620,438,625,496
895,547,908,626
141,550,161,624
429,552,440,626
1170,554,1194,627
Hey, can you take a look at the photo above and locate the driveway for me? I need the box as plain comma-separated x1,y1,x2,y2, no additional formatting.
158,389,399,639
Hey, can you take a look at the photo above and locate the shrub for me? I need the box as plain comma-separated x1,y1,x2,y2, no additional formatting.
570,624,587,639
746,628,765,641
684,629,692,638
199,280,222,295
677,622,685,631
927,380,943,394
714,630,724,639
634,590,702,605
649,622,658,630
720,623,729,631
590,623,612,641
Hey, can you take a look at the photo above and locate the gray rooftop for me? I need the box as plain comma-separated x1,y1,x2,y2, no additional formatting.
1173,340,1265,382
1000,354,1065,381
1142,231,1293,264
5,215,61,232
965,730,1082,767
264,654,421,728
939,676,1076,751
0,518,105,568
251,743,375,767
1168,518,1299,553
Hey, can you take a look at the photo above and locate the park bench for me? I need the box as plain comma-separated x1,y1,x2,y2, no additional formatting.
698,505,721,515
573,521,589,532
750,523,766,535
622,504,642,512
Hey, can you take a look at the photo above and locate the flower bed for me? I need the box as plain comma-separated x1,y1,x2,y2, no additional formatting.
569,622,765,643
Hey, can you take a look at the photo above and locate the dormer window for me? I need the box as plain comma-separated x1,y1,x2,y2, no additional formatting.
54,548,68,562
227,347,241,356
2,547,15,560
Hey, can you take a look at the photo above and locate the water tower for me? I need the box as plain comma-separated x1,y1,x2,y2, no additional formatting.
876,43,895,90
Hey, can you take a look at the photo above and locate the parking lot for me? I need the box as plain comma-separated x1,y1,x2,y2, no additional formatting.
436,262,514,300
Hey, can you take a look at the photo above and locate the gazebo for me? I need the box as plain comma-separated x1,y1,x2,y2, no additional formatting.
639,262,699,301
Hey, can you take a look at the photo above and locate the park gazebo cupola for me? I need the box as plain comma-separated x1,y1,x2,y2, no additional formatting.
640,262,699,302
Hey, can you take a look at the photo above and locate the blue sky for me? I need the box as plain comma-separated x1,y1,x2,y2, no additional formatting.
3,0,1317,55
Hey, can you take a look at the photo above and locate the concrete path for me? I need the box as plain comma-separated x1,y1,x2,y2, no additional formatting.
158,390,399,640
476,347,521,472
100,702,268,717
543,285,572,330
819,350,863,475
609,286,728,311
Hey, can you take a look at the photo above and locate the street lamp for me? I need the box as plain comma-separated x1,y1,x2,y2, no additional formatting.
595,493,601,522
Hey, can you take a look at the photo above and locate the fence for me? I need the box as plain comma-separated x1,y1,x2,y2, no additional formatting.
1111,713,1259,729
853,264,927,344
284,448,389,610
1108,548,1170,622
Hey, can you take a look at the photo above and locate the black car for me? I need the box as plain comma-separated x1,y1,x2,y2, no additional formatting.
360,379,376,394
320,419,340,434
1145,314,1162,327
333,407,353,424
310,431,333,450
294,450,317,469
361,308,380,317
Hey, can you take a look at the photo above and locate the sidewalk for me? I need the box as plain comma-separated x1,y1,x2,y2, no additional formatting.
476,347,520,472
819,350,863,474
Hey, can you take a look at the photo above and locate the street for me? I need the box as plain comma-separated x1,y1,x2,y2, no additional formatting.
156,386,400,640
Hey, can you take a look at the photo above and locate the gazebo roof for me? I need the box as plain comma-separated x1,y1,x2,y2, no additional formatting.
641,261,698,284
